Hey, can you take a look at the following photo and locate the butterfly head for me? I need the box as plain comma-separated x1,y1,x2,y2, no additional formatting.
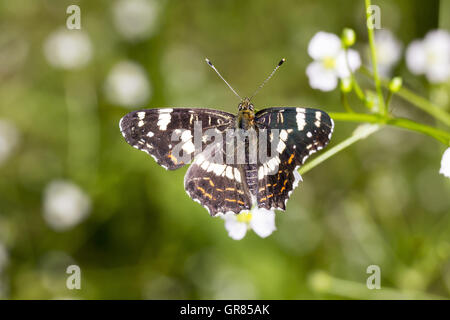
238,97,254,112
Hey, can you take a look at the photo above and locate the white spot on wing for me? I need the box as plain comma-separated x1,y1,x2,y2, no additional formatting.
157,111,172,131
234,168,241,183
296,110,306,130
182,140,195,154
137,112,146,120
276,140,286,153
258,166,264,180
225,166,234,179
181,130,192,142
280,129,288,141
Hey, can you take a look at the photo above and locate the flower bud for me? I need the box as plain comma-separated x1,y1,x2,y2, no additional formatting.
340,78,352,93
342,28,356,47
389,77,403,92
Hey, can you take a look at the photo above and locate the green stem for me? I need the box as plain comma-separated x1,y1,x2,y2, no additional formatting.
341,91,353,113
365,0,387,116
385,90,393,110
344,49,366,102
309,271,448,300
360,67,450,127
330,112,450,144
299,123,380,175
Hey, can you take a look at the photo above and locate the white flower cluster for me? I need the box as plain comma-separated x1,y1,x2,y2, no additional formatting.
43,3,158,108
306,31,361,92
306,29,450,91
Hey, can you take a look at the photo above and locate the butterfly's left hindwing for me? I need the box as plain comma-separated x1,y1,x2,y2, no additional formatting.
119,108,235,170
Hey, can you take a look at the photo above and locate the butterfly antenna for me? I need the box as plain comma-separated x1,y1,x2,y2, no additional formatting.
250,58,285,100
205,58,242,100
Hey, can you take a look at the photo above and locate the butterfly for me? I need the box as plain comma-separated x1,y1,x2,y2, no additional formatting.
119,59,334,216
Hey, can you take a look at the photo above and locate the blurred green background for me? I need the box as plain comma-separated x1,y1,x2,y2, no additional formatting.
0,0,449,299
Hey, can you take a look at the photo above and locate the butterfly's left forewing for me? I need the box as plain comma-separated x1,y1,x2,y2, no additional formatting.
119,108,235,170
254,107,334,210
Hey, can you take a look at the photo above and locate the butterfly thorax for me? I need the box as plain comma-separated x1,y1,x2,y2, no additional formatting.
237,98,255,130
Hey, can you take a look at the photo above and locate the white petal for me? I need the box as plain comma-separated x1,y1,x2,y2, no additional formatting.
43,180,91,231
43,28,92,70
439,148,450,178
336,49,361,78
426,64,450,83
423,30,450,58
308,32,342,60
422,30,450,83
104,61,152,108
406,40,427,75
223,213,247,240
249,208,276,238
375,29,402,71
112,0,160,41
306,61,338,91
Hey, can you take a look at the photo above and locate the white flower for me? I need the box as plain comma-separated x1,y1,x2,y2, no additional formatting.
43,28,92,70
406,29,450,83
306,31,361,91
43,180,91,231
112,0,160,41
221,207,276,240
0,120,19,166
440,147,450,178
104,61,152,108
374,30,402,77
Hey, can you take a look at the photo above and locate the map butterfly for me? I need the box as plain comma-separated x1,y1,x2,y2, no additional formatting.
119,59,334,216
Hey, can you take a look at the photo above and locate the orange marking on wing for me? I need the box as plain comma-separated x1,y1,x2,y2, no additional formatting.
288,153,295,164
237,200,245,205
168,153,178,165
280,186,286,193
225,198,237,203
267,194,274,198
197,187,206,193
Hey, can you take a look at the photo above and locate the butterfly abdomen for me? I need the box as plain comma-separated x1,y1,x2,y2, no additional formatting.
244,163,258,197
